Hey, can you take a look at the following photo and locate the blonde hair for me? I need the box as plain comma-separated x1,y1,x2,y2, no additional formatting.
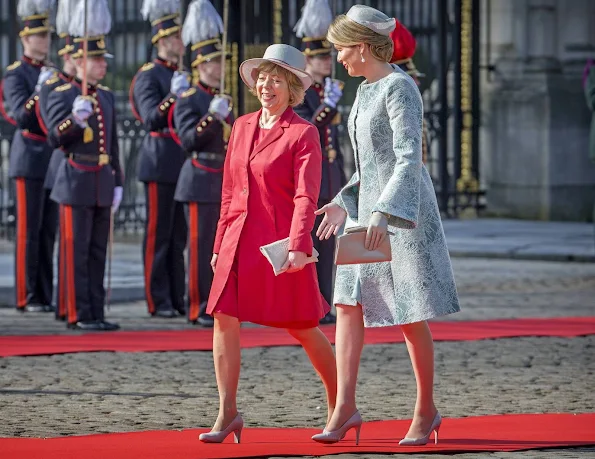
249,62,306,107
327,14,394,63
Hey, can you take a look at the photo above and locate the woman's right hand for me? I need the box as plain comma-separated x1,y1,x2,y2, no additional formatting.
210,254,219,272
315,202,347,240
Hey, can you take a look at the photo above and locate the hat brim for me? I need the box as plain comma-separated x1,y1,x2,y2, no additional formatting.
72,51,114,59
240,58,313,90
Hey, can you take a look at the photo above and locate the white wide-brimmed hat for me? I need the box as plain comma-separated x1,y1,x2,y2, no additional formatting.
239,44,313,90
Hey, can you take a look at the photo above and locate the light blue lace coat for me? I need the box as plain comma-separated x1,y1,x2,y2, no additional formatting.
332,67,460,327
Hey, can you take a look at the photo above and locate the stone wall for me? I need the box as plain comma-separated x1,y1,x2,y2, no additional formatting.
481,0,595,221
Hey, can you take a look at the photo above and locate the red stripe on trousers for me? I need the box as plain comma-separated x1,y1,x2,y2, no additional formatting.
15,179,27,308
188,203,200,322
58,206,66,318
144,183,158,314
63,205,77,324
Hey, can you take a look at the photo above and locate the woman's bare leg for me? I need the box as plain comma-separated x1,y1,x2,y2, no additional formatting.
325,304,365,431
400,320,438,438
287,326,337,425
211,312,241,431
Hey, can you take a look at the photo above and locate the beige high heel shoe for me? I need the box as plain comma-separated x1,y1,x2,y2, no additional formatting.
198,413,244,444
399,412,442,446
311,411,362,445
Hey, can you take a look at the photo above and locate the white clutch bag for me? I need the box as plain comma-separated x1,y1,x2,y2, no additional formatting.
259,237,319,276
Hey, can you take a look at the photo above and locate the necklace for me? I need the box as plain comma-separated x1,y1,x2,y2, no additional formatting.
259,116,274,129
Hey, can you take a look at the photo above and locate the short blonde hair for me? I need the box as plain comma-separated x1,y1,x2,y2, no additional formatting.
249,62,306,107
327,14,394,63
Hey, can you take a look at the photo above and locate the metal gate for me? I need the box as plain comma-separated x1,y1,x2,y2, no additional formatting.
0,0,483,239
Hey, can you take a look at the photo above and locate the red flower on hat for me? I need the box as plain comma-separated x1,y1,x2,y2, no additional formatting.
390,19,416,64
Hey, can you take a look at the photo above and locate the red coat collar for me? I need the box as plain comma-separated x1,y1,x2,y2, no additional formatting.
22,55,44,67
197,81,220,96
72,77,97,93
154,57,178,71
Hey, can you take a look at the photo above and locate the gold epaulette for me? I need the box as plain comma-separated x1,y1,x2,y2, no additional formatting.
55,83,72,92
181,87,196,98
98,84,111,91
45,76,60,85
7,61,21,71
141,62,155,72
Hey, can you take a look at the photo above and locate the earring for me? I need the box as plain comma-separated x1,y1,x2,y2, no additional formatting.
360,52,365,63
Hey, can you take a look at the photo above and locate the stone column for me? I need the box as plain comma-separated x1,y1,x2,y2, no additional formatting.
484,0,595,221
558,0,595,71
525,0,561,72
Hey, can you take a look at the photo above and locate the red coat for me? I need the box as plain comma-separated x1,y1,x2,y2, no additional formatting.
206,107,329,326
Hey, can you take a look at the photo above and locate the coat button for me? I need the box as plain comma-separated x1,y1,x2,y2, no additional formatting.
242,187,247,194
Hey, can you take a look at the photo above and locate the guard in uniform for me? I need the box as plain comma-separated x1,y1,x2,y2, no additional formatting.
170,0,234,327
294,0,346,324
46,0,122,331
389,20,429,164
36,0,77,321
130,0,188,318
0,0,56,313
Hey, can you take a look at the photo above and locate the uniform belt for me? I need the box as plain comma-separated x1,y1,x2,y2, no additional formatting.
69,153,110,165
192,152,224,161
149,130,172,138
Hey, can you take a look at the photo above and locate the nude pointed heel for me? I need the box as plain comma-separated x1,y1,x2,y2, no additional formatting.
311,411,363,445
398,412,442,446
198,413,244,444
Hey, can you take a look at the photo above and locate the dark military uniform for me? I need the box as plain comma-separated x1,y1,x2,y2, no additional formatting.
171,82,234,322
45,78,123,326
36,70,73,320
1,56,56,310
295,82,346,307
130,58,187,316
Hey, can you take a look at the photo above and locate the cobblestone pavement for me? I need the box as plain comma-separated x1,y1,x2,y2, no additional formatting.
1,257,595,459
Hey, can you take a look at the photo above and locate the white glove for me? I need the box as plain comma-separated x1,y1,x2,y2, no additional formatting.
208,95,230,119
35,66,55,92
323,77,343,108
72,96,93,126
170,71,190,96
112,186,123,213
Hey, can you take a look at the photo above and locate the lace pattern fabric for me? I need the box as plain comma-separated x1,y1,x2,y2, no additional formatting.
332,68,460,327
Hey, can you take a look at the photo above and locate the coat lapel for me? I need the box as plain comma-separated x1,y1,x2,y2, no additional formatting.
249,107,294,161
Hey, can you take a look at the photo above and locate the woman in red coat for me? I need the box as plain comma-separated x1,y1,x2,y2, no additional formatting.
199,45,337,444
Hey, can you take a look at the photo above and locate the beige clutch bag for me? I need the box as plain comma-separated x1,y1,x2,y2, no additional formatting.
334,226,393,265
260,237,319,276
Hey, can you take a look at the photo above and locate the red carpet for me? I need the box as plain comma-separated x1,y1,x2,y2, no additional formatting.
1,317,594,357
1,413,594,458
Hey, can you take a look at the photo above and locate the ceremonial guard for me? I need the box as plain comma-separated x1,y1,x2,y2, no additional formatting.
389,20,429,164
36,0,77,321
0,0,56,313
130,0,188,318
45,0,123,331
170,0,234,327
293,0,346,324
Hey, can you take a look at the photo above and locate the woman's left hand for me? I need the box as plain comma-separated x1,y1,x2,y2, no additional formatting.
281,251,308,273
366,212,389,250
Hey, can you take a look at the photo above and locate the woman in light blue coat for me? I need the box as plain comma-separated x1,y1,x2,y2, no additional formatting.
313,5,460,446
